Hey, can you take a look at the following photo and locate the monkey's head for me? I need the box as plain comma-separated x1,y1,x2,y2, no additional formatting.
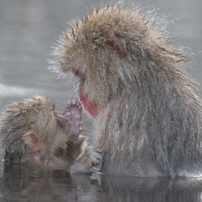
51,5,186,117
0,95,71,163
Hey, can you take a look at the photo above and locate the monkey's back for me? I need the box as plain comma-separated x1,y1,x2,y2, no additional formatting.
51,4,202,177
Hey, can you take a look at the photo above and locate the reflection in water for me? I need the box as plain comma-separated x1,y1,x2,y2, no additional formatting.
101,175,202,202
0,162,202,202
0,163,101,202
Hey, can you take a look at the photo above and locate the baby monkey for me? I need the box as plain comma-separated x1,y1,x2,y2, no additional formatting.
0,95,102,172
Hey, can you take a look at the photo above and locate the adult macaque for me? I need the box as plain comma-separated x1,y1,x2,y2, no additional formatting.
0,95,102,172
50,5,202,177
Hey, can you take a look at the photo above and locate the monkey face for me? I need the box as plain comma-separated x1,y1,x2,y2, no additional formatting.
72,67,98,117
51,7,131,117
0,96,73,156
20,97,72,155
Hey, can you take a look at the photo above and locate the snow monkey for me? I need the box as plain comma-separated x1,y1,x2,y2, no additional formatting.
50,5,202,177
0,95,102,172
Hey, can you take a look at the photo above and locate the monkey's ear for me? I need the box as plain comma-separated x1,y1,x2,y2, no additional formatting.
22,131,42,152
104,31,126,59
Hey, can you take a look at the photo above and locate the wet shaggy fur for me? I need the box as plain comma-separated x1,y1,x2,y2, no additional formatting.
50,5,202,177
0,95,67,163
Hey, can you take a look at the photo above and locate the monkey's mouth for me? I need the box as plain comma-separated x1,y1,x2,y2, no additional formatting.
72,68,98,117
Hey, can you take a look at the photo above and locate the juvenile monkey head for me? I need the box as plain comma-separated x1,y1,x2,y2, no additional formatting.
0,95,70,163
51,5,186,116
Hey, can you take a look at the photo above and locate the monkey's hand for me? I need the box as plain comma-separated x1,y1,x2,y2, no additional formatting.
70,145,102,173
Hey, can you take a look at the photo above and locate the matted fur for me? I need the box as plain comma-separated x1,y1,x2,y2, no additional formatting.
50,4,202,177
0,95,67,163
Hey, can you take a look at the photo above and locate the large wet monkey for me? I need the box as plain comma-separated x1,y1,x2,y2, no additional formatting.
50,5,202,177
0,95,102,172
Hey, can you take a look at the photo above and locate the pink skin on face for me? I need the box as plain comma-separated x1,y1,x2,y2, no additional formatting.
72,68,98,117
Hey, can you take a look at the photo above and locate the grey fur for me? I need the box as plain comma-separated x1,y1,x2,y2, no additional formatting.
50,4,202,177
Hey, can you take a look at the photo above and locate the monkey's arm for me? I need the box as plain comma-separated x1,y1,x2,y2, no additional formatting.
67,135,102,173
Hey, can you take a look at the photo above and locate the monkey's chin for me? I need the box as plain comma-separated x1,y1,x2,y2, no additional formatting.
78,80,98,118
79,91,98,117
71,67,98,117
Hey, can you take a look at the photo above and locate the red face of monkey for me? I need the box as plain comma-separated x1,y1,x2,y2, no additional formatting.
52,8,127,118
71,30,126,118
72,68,98,117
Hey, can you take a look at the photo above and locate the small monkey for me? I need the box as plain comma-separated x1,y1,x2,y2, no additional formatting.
0,95,102,172
50,4,202,177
